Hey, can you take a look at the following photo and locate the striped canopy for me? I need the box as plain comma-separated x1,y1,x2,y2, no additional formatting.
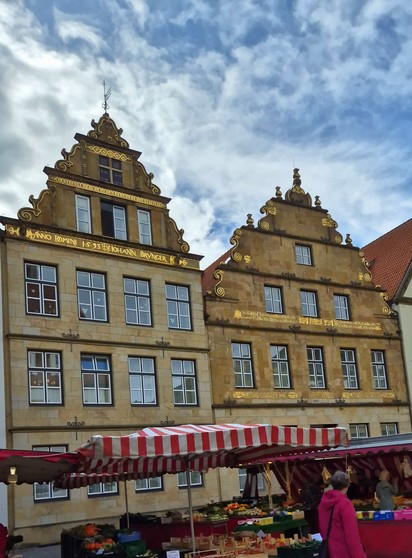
74,423,348,479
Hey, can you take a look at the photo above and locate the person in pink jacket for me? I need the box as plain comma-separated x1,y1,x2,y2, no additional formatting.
318,470,367,558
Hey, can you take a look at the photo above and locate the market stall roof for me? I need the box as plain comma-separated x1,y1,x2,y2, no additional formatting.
269,433,412,498
76,423,348,476
0,448,80,485
273,433,412,462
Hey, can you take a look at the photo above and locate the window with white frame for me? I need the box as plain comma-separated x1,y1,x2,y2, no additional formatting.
300,290,318,317
135,477,163,492
75,194,91,233
77,271,107,321
165,284,191,330
340,349,358,389
99,155,123,185
349,424,369,439
28,351,62,404
380,423,398,436
33,445,68,501
137,210,152,245
264,286,283,314
238,469,265,492
81,354,112,405
371,350,388,389
129,357,157,405
101,201,127,240
171,360,197,405
88,481,118,496
177,471,203,488
334,294,350,320
232,343,254,388
124,278,152,326
270,345,291,388
295,245,312,265
307,347,326,389
25,262,58,316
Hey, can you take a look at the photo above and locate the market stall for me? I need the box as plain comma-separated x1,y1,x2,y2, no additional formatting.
58,423,348,557
0,448,79,484
266,433,412,558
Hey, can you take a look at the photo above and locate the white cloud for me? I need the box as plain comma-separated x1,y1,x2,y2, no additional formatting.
1,0,412,268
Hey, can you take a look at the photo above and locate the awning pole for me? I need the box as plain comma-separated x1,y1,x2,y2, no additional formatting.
186,468,196,555
285,461,292,501
124,480,130,529
265,463,273,510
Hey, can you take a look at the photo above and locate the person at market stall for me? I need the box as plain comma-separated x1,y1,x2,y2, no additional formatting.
318,470,367,558
376,469,397,510
299,477,322,533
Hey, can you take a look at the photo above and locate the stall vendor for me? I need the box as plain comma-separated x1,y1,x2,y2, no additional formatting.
376,470,397,510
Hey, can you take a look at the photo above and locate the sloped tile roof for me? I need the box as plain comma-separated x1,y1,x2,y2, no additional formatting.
363,218,412,301
201,248,231,295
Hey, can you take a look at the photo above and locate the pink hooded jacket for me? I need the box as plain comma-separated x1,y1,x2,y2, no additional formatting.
318,489,367,558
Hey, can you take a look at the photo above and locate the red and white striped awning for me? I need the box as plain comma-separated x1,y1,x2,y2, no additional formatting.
75,423,348,478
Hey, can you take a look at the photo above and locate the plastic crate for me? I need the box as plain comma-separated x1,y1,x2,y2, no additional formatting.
373,511,394,520
121,540,147,557
118,532,141,543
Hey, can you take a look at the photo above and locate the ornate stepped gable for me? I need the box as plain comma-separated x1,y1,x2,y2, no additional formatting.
205,168,392,315
14,113,192,256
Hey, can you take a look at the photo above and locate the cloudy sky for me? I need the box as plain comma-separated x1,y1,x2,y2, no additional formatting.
1,0,412,267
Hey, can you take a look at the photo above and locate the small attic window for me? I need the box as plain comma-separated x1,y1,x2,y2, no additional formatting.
99,155,123,186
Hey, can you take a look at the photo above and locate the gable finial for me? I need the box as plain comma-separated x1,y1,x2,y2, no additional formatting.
102,80,112,114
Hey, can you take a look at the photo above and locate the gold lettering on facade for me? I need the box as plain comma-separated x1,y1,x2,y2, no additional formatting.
49,176,165,209
233,310,382,331
233,390,394,401
5,225,20,236
6,227,198,269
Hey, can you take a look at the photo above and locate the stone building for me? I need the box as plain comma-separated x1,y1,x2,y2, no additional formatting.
0,113,216,544
202,169,411,504
363,219,412,424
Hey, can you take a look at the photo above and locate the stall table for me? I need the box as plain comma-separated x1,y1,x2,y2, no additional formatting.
122,517,309,551
358,520,412,558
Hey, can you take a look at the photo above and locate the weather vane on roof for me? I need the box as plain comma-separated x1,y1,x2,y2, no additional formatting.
102,80,112,113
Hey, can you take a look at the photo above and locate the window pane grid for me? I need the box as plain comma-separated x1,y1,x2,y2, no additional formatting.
77,271,107,321
75,195,92,233
136,477,163,491
340,349,358,389
177,471,203,487
334,295,350,320
232,343,254,388
124,278,152,326
29,351,62,404
301,291,318,317
371,350,388,389
380,423,398,436
99,156,123,185
129,357,157,405
166,284,191,330
81,355,112,405
295,245,312,265
138,210,153,245
271,345,290,388
25,263,58,316
307,347,325,388
172,360,197,405
264,286,283,314
350,424,369,439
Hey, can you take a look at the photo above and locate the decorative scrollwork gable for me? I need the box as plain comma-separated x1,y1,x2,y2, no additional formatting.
17,187,54,221
55,144,81,171
258,199,276,230
213,269,225,298
87,114,129,148
230,228,243,262
168,217,190,252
